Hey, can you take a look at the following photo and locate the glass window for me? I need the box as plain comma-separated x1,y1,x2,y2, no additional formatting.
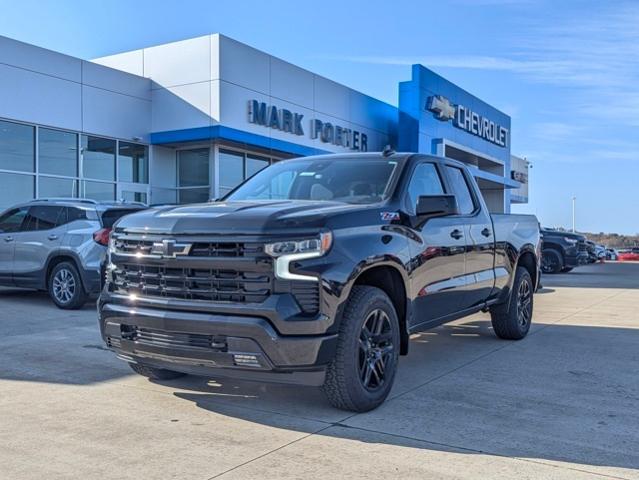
179,188,210,204
445,166,476,215
246,154,269,178
219,150,244,193
83,181,115,201
178,148,209,187
118,142,148,183
0,120,34,172
0,207,28,233
39,128,77,176
82,136,116,181
23,206,64,231
0,173,34,212
151,187,177,205
226,157,401,204
407,163,445,210
121,190,147,204
38,176,77,199
66,207,88,224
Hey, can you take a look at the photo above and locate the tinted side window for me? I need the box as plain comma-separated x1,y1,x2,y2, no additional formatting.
66,207,88,224
100,208,142,228
23,206,64,231
0,208,28,233
445,166,475,215
407,163,445,211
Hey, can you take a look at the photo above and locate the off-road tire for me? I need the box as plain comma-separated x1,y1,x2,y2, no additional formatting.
322,286,400,412
48,261,89,310
129,362,185,380
490,267,533,340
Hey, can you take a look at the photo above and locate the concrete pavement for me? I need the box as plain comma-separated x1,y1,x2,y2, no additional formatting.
0,262,638,479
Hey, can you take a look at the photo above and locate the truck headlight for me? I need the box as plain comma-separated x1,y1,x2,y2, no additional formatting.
565,238,578,245
265,232,332,281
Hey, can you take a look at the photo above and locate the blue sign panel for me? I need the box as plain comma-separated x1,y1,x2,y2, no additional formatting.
398,65,511,165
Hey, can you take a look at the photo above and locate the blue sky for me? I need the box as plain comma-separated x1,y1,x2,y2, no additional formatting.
0,0,637,234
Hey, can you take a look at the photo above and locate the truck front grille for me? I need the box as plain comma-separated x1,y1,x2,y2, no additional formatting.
112,263,272,303
113,237,262,258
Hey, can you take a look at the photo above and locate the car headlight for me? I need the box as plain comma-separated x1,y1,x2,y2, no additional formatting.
265,232,332,281
565,238,578,245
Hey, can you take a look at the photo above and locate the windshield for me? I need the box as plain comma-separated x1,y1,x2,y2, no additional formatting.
225,157,401,204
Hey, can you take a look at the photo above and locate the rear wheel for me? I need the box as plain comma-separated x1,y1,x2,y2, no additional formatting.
490,267,533,340
322,286,400,412
541,249,563,274
129,362,185,380
48,262,88,309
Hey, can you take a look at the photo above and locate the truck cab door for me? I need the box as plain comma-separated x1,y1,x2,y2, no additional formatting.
0,207,28,285
443,165,497,307
404,162,469,330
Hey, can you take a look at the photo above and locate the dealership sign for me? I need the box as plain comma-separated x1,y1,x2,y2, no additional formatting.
247,100,368,151
426,95,509,148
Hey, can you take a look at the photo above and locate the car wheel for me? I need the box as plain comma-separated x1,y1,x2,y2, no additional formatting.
129,362,185,380
490,267,533,340
561,267,573,273
322,286,400,412
48,261,88,310
541,249,563,274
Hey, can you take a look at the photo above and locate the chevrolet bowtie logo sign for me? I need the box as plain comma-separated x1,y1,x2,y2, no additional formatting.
425,95,509,148
427,95,456,121
150,239,192,258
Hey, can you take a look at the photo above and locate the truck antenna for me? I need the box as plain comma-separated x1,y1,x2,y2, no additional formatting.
382,145,395,157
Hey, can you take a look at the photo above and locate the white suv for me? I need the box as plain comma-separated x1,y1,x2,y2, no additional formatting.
0,198,145,309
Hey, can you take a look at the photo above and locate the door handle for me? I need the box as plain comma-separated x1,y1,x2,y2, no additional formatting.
481,228,492,237
3,236,13,242
48,234,58,241
450,229,464,240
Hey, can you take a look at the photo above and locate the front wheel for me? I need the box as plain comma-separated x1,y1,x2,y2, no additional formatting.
48,262,88,309
541,249,563,274
322,286,400,412
490,267,533,340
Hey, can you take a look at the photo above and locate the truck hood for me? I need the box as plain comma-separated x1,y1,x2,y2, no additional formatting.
114,200,370,235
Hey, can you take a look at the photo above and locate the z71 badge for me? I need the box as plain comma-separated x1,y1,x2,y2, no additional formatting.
380,211,400,221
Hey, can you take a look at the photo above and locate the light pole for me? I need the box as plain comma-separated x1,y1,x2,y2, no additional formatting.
572,196,576,233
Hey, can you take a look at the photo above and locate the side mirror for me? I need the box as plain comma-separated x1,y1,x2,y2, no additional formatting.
416,194,459,219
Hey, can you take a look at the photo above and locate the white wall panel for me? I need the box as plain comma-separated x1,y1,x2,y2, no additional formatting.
218,35,270,94
150,145,177,188
82,85,151,141
92,49,144,77
0,63,81,131
313,76,350,120
0,36,81,82
270,57,314,109
152,82,212,132
144,35,211,88
82,61,151,100
218,81,269,136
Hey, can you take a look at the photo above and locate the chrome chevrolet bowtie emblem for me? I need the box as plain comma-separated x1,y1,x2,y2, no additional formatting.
427,95,456,121
150,239,192,258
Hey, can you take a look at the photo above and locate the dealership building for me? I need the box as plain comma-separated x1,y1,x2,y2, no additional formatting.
0,33,528,212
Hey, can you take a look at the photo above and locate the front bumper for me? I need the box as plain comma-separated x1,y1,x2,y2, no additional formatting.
99,300,338,386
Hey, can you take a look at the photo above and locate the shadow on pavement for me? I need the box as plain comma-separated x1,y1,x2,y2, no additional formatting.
163,320,639,473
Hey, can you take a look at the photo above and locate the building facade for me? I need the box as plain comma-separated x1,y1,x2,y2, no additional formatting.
0,33,527,213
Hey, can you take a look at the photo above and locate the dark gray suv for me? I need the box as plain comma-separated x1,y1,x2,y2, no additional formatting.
0,198,145,309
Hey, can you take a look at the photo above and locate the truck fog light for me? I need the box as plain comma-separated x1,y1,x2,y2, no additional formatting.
233,354,260,368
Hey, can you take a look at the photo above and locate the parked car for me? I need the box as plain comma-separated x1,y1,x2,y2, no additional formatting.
540,228,588,273
0,198,146,309
605,248,619,260
618,248,639,261
585,240,599,263
99,152,541,412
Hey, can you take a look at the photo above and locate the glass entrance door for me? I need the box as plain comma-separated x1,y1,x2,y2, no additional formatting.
117,183,149,205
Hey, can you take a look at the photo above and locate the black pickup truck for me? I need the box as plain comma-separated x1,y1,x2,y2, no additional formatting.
540,228,589,273
99,152,540,412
